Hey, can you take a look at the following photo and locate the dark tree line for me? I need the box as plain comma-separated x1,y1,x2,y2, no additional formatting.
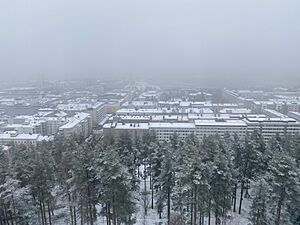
0,130,299,225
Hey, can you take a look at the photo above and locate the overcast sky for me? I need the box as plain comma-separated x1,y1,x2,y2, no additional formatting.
1,0,300,87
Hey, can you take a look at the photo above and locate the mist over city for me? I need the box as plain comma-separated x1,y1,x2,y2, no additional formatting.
1,0,300,87
0,1,299,225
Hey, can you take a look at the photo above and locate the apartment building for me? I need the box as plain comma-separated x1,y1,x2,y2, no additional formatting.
149,122,195,141
59,113,92,138
57,102,106,128
0,131,52,146
243,117,300,141
103,116,300,142
195,119,247,139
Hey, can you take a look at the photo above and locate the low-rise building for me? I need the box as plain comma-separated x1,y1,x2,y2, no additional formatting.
0,131,53,146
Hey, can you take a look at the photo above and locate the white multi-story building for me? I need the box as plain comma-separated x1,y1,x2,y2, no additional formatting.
85,102,107,127
103,116,300,142
3,114,67,136
195,119,247,139
0,131,52,146
57,102,106,128
103,122,149,139
243,117,300,141
59,113,92,138
149,122,195,141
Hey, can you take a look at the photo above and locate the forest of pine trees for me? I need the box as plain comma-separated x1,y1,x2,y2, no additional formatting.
0,131,299,225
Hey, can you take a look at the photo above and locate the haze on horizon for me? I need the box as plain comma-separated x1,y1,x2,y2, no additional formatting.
1,0,300,87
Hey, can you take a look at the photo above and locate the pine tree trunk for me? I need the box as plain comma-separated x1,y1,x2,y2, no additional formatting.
199,200,204,225
8,211,13,225
48,203,52,225
233,183,237,212
69,194,74,225
86,200,89,224
0,210,3,225
73,205,77,225
238,182,244,214
167,186,171,225
80,201,83,225
112,192,117,225
3,204,10,225
275,187,285,225
245,181,250,198
208,198,211,225
11,196,17,225
8,209,13,225
88,186,93,225
215,209,218,225
193,185,197,225
190,199,193,225
39,201,45,225
151,169,154,209
106,203,111,225
0,205,3,225
42,201,48,225
255,185,262,225
255,208,260,225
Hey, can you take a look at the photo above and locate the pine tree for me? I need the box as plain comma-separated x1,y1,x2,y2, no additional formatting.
250,178,269,225
53,136,81,225
96,142,136,225
267,145,300,225
157,141,176,225
117,131,139,191
232,133,243,213
239,131,267,214
210,141,232,225
30,142,55,225
72,142,98,225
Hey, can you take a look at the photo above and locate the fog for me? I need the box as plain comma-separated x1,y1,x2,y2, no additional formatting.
1,0,300,87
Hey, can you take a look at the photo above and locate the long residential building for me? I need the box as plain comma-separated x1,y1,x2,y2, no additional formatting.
0,131,53,146
243,117,300,141
103,116,300,142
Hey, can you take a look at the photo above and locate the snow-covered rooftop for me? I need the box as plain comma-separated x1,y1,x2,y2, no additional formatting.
149,122,195,129
59,113,90,129
195,119,247,127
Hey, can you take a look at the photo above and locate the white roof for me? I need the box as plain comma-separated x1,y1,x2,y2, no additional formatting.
149,122,195,129
244,117,297,123
104,123,149,130
195,119,247,127
0,133,39,140
263,109,288,118
288,111,300,116
219,108,252,114
57,102,104,111
59,113,90,129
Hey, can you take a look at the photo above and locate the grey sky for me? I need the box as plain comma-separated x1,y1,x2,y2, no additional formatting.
1,0,300,87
